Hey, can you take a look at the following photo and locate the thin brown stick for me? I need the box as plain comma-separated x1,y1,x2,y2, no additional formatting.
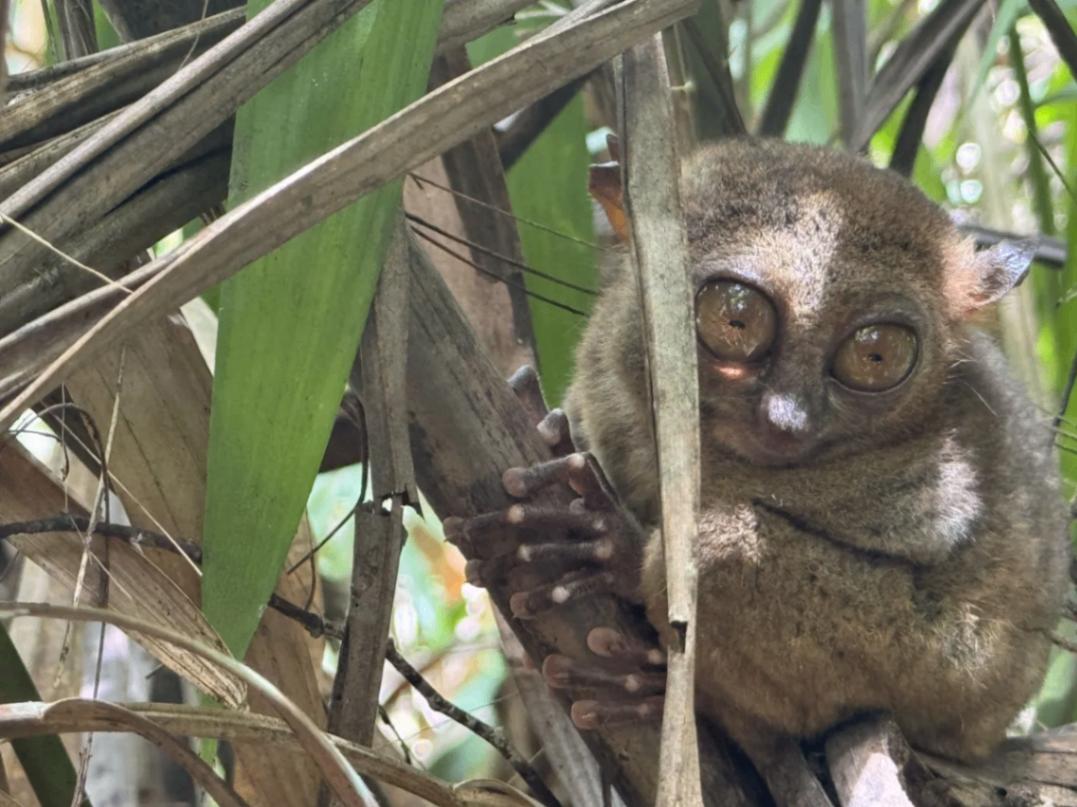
0,515,343,641
384,639,562,807
621,33,701,807
328,216,414,749
1050,630,1077,654
0,516,202,562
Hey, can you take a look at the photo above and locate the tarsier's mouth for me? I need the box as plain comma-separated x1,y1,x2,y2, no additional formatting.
700,407,823,468
714,426,822,468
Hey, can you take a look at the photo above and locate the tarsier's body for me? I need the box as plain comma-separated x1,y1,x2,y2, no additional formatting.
565,139,1069,763
454,139,1070,780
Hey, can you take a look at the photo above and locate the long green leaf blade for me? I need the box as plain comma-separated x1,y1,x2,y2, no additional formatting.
204,0,444,658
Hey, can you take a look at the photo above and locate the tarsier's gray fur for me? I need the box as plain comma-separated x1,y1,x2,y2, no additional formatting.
565,139,1069,763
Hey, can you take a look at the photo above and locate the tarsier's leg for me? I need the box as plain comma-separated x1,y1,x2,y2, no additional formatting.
444,366,668,728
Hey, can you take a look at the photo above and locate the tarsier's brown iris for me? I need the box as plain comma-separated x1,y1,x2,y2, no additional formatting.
696,280,777,362
832,324,918,391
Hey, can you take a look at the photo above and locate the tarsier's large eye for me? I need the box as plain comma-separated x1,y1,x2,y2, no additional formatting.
696,281,777,363
832,324,918,392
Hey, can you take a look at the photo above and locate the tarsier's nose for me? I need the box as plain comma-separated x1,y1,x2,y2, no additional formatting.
760,393,811,435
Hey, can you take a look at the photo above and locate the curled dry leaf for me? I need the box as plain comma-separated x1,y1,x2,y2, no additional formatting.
0,602,372,807
42,699,251,807
0,702,466,806
0,441,246,708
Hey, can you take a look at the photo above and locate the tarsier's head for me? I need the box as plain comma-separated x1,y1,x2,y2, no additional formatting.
585,138,1033,471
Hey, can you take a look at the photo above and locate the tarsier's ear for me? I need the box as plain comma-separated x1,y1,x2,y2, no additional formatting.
589,133,629,242
959,240,1036,314
973,241,1036,304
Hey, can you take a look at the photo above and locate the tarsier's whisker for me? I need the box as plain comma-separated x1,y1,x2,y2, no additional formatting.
1056,441,1077,457
411,225,587,317
408,172,607,252
1025,398,1077,428
406,212,598,296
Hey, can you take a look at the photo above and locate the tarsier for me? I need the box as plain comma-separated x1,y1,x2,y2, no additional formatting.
446,138,1070,799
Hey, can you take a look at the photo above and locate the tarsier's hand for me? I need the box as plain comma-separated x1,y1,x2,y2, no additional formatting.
443,366,667,729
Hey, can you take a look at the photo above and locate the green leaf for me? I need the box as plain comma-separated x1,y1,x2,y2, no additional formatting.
0,623,90,807
1009,24,1055,236
1051,106,1077,506
507,96,597,406
93,1,119,51
204,0,444,658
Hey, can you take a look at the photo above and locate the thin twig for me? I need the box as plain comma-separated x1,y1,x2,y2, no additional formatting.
0,212,133,295
1029,134,1075,204
0,516,346,640
288,385,368,576
11,401,202,579
286,500,364,575
0,516,202,561
72,346,125,607
378,706,413,766
1055,346,1077,432
56,349,124,697
409,172,606,252
384,639,562,807
268,593,343,641
1064,600,1077,622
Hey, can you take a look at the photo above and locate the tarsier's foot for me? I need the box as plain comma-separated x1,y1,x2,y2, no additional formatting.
444,367,666,729
544,627,666,729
